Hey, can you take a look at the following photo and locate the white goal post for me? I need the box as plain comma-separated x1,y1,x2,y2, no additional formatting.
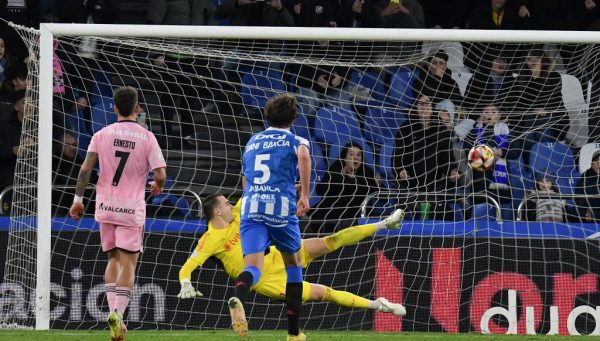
27,23,600,331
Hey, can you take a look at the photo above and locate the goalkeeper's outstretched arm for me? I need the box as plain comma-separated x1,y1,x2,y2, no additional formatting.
178,258,204,299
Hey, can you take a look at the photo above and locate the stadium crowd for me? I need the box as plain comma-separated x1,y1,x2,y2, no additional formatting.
1,1,600,228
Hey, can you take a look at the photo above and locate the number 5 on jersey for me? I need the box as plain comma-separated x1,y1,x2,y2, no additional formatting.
254,154,271,185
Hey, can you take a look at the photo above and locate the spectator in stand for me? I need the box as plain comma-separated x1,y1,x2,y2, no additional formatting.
289,0,337,27
53,132,97,187
579,0,600,30
0,63,27,105
147,0,232,148
465,0,520,72
290,40,350,118
418,0,475,28
412,51,463,106
147,0,217,25
362,0,425,28
576,150,600,222
501,48,569,163
0,37,7,88
515,0,576,30
216,0,294,26
0,90,27,193
311,142,379,232
393,94,460,219
524,174,566,222
336,0,366,27
463,104,514,218
463,55,510,115
468,0,518,30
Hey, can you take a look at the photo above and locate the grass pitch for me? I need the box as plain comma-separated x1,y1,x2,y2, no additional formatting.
0,330,587,341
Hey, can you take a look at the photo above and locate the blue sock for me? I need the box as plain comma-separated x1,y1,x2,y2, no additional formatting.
285,266,303,283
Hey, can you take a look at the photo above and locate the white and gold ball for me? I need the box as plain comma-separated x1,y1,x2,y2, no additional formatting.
468,144,495,171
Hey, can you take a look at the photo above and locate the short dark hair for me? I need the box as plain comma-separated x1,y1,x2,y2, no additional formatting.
113,86,138,117
264,93,297,128
202,194,222,221
430,50,449,63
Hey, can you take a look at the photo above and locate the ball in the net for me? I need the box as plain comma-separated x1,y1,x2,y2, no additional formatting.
468,144,495,171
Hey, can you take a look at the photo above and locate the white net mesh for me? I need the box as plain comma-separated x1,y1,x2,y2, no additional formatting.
2,25,600,335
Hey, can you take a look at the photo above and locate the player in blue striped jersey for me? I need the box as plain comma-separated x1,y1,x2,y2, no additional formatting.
229,94,311,341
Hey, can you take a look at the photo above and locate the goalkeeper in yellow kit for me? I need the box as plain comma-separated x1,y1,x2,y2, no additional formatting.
178,194,406,317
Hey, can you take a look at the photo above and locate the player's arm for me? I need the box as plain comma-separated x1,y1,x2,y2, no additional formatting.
70,152,98,220
177,234,215,299
150,166,166,195
296,144,311,217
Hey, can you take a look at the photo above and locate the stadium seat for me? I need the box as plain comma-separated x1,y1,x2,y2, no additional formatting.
148,174,191,217
450,71,472,97
240,67,286,109
377,140,396,183
529,142,580,195
347,70,386,104
309,142,326,207
90,102,117,134
529,142,577,177
363,107,406,146
578,142,600,174
89,70,114,107
561,73,589,148
385,66,420,109
421,42,466,73
313,106,362,147
290,107,311,141
507,157,535,210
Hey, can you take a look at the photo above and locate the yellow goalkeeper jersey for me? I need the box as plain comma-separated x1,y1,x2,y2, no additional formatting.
181,200,278,288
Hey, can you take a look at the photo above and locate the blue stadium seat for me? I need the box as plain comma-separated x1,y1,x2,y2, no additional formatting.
148,174,191,217
347,70,386,103
90,102,117,134
309,142,326,207
377,140,396,183
385,67,420,109
240,67,286,109
363,107,406,146
313,106,362,147
291,107,311,141
89,70,114,107
507,156,535,210
530,142,576,176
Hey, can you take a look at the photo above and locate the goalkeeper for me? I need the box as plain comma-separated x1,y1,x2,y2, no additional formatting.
178,194,406,316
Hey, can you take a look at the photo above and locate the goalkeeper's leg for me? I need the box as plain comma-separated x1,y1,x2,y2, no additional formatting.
304,209,405,261
309,283,406,316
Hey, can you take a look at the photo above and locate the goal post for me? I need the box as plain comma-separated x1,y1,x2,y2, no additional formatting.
4,23,600,333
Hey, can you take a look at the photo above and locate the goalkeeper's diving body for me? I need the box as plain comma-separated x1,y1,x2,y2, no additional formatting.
178,194,407,317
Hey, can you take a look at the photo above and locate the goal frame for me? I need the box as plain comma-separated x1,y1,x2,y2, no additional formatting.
35,23,600,330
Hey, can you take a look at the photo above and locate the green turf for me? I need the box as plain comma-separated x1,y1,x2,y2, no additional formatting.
0,330,587,341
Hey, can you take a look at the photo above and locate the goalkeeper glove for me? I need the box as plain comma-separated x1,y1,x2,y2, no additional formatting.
177,280,203,299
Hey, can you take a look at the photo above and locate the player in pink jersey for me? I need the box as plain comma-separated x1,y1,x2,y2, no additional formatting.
70,86,166,341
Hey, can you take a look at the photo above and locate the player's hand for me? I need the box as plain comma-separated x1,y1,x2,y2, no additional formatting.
70,202,84,221
177,281,203,299
296,196,310,217
149,181,163,195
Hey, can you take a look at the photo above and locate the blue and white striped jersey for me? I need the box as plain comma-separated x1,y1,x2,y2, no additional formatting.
241,127,310,227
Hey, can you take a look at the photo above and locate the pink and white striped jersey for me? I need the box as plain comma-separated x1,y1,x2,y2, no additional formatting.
88,120,166,227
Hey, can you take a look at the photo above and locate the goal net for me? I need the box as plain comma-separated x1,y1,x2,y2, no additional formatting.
2,23,600,335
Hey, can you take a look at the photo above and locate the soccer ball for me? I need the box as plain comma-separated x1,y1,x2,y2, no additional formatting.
468,144,495,171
